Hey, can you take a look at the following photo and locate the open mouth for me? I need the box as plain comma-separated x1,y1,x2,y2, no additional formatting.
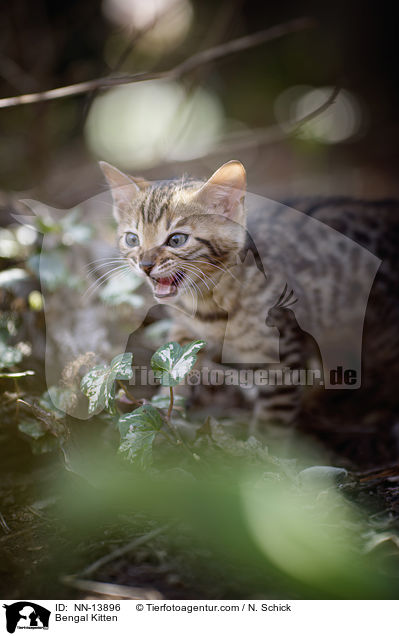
151,272,184,298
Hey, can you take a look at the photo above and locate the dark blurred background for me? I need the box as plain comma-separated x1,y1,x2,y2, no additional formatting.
0,0,398,208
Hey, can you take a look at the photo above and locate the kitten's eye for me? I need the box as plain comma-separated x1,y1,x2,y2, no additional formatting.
125,232,139,247
167,233,188,248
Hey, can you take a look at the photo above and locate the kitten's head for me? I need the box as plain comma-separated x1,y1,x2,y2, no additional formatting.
100,160,247,304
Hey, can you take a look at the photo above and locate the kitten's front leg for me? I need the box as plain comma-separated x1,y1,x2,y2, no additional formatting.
250,377,303,455
250,328,306,436
253,380,301,429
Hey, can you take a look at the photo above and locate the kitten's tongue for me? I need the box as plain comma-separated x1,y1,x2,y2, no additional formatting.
154,276,177,297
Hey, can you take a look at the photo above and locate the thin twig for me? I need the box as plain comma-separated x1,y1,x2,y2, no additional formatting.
0,18,316,109
196,85,341,157
61,576,163,600
74,524,169,578
162,390,199,459
80,12,165,126
116,380,142,408
141,85,340,167
0,525,41,543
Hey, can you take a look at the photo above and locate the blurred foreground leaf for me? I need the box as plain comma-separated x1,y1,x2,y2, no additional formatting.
54,453,397,600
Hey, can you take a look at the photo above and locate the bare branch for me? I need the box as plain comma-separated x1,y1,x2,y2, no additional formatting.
0,17,316,110
153,85,340,164
209,85,341,154
289,85,341,131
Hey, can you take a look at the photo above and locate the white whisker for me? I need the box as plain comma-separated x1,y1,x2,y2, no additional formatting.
176,271,197,314
86,254,122,264
188,259,242,284
180,270,204,301
85,259,128,275
179,265,213,292
178,263,215,291
83,264,130,298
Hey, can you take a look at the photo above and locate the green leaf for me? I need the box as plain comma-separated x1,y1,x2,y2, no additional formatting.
151,340,206,387
80,352,133,415
35,215,62,234
18,417,46,439
99,274,144,308
39,387,71,419
118,404,163,468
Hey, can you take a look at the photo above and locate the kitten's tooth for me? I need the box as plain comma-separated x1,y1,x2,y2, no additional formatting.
155,279,176,297
153,274,180,297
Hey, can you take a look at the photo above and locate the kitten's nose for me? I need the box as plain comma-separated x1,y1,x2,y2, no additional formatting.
139,259,154,275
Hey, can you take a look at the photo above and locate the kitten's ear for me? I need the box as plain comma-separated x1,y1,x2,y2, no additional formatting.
196,160,246,222
99,161,149,222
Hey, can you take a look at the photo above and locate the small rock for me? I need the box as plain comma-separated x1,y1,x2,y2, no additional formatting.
299,465,348,489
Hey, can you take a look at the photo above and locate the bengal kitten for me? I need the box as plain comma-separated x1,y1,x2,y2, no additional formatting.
100,160,399,434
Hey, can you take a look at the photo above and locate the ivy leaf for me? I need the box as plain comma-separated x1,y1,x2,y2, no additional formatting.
118,405,163,468
80,353,133,415
18,416,60,454
39,387,72,419
151,340,206,387
118,404,163,437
